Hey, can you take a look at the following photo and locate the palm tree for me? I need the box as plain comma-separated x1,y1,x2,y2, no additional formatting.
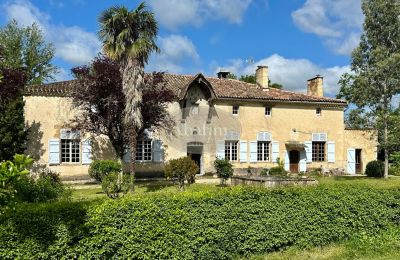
98,3,159,191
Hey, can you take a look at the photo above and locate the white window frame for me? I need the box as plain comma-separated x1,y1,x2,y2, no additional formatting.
257,141,270,162
225,141,238,161
136,140,153,162
265,106,272,116
61,139,80,164
232,105,239,116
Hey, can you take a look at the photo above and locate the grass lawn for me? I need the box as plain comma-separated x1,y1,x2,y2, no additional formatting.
71,176,400,201
71,180,223,201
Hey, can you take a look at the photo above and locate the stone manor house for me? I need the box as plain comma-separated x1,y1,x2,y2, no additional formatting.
24,66,377,179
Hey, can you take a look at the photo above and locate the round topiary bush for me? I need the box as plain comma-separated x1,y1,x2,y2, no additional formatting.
88,160,122,182
164,156,199,190
365,160,384,178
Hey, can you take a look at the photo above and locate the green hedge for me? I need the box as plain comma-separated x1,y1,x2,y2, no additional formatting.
0,185,399,259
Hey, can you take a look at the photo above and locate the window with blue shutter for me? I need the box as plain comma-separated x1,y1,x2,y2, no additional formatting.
153,140,164,163
49,139,60,165
305,141,312,163
216,140,225,159
82,139,92,165
327,141,335,163
239,140,247,162
249,141,257,162
271,141,279,163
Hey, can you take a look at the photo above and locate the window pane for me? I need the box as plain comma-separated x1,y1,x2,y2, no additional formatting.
312,141,325,162
257,141,270,161
61,139,70,162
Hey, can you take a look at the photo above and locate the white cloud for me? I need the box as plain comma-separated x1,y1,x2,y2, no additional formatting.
215,54,350,97
148,34,200,73
292,0,363,55
148,0,252,30
3,0,100,65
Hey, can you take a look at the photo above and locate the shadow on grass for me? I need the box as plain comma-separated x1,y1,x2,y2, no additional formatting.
137,180,175,193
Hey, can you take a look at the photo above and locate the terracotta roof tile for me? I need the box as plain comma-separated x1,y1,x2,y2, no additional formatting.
25,73,347,105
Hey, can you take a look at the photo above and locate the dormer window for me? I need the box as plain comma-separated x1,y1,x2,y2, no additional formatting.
232,105,239,115
316,108,322,116
265,106,272,116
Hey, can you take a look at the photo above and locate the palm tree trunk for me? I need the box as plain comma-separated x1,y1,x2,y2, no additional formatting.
121,58,145,192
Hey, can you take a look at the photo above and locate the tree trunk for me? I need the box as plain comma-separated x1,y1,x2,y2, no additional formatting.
120,58,145,192
384,114,389,179
383,83,389,179
129,127,137,192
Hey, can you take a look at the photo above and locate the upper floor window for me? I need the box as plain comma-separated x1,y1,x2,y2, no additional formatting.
136,140,152,162
60,129,80,163
232,105,239,115
265,106,272,116
316,108,322,116
225,141,238,161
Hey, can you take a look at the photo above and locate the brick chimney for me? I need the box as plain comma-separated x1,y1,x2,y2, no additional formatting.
256,66,269,90
307,75,324,97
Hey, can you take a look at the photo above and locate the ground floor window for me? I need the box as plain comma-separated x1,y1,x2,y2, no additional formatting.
136,140,152,161
312,141,325,162
225,141,238,161
61,139,80,163
257,141,270,161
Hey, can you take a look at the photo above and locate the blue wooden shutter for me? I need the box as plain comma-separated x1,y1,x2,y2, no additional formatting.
305,141,312,163
123,146,131,163
216,140,225,159
299,150,307,172
153,140,164,162
271,141,279,162
347,148,356,174
82,139,92,165
239,140,247,162
284,150,290,171
327,141,335,163
49,139,60,165
250,141,257,162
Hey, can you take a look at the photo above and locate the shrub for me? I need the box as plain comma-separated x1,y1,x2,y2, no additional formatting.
389,166,400,176
13,170,71,203
365,160,384,178
214,157,234,185
389,152,400,167
0,154,33,206
101,172,130,199
88,160,122,182
269,158,287,176
260,168,269,176
164,156,198,190
1,185,400,258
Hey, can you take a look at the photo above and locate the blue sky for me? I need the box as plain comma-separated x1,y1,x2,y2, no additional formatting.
0,0,363,97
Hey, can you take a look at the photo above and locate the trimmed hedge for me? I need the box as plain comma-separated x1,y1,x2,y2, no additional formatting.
0,185,400,259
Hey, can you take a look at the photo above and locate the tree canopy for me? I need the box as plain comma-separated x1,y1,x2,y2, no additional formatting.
71,56,175,159
227,73,283,88
0,20,57,85
337,0,400,178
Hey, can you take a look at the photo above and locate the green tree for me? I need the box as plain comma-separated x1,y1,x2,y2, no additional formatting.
0,67,27,161
98,3,159,190
0,20,57,85
337,0,400,178
240,74,256,84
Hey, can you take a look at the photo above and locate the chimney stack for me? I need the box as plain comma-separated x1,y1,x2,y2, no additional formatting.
256,66,269,90
307,75,324,97
217,70,230,79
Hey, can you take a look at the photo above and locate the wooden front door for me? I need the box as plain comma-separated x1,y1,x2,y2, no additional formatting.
289,150,300,173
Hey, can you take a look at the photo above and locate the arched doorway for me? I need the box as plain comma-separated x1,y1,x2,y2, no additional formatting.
187,142,203,175
289,150,300,173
